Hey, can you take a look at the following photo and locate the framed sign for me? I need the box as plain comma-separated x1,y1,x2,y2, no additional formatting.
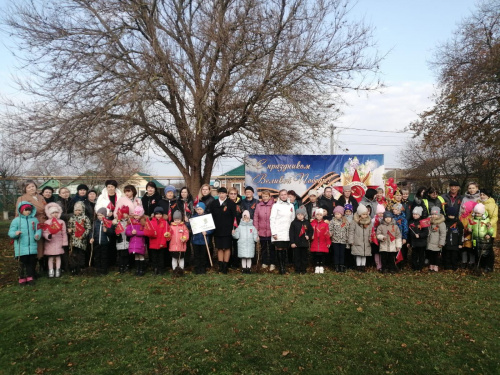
189,214,216,234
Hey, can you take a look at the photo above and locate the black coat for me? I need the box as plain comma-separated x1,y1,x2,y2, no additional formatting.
289,219,313,248
336,195,359,214
210,198,237,237
57,197,72,222
201,195,215,214
444,218,464,250
319,196,336,221
408,218,429,248
158,198,179,222
240,198,259,219
141,192,162,217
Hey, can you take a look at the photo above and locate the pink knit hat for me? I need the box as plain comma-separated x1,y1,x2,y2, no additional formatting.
133,206,145,216
376,204,385,214
461,201,477,218
333,206,345,215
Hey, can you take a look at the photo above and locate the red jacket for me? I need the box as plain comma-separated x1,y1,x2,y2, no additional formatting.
310,219,331,253
148,217,171,250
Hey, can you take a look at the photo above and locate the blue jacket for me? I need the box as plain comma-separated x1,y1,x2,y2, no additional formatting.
91,220,112,245
189,213,214,245
393,213,409,240
8,201,42,257
232,219,258,258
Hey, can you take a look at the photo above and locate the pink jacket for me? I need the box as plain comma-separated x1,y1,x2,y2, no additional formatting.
126,221,146,255
43,203,68,256
253,200,274,238
169,222,189,252
114,196,142,217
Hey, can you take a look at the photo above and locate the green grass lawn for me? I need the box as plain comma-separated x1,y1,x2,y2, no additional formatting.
0,221,499,374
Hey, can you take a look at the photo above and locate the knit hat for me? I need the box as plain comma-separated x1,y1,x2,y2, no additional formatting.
133,206,144,216
333,206,345,215
105,180,118,188
364,188,377,200
315,208,325,216
473,203,485,215
308,189,318,197
383,211,393,219
173,210,182,220
20,204,32,212
446,206,458,216
88,189,97,195
449,180,460,187
244,186,254,193
392,203,403,212
376,204,385,214
217,187,227,194
480,188,492,198
97,207,107,216
462,201,477,216
120,206,130,214
153,206,163,214
357,204,368,215
164,185,176,195
242,210,250,218
430,206,441,215
344,204,353,212
343,185,352,192
296,207,306,217
412,206,423,216
76,184,89,192
195,202,206,211
42,186,54,193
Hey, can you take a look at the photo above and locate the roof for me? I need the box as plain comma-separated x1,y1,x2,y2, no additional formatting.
39,178,61,189
135,172,165,188
220,164,245,177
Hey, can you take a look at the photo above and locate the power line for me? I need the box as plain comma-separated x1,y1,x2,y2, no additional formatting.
339,132,412,138
336,126,414,134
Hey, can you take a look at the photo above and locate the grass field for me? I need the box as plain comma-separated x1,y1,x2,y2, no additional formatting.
1,221,499,374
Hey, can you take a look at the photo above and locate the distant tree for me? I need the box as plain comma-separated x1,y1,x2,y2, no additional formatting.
1,0,381,193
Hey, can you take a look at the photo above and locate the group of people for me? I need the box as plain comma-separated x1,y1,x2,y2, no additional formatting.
8,178,498,286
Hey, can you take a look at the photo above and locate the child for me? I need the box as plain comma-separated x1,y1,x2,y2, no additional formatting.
392,203,408,268
43,203,68,278
401,188,412,220
459,201,477,269
344,204,354,223
113,205,130,274
376,211,402,273
289,207,313,274
310,208,331,274
90,207,112,275
8,202,42,286
376,187,387,208
126,206,147,276
408,206,429,271
169,211,190,274
427,206,446,272
232,210,258,274
470,203,495,272
148,207,171,275
190,202,214,274
348,204,372,272
254,190,275,271
443,206,464,270
67,201,91,275
371,204,385,272
329,206,349,273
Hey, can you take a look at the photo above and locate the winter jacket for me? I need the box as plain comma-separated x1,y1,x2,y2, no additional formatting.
348,213,372,256
148,217,171,250
412,196,427,218
231,197,243,225
289,218,313,248
114,196,142,218
461,192,480,208
169,222,189,252
393,213,408,240
444,218,464,251
442,193,463,209
360,197,376,218
113,219,129,251
318,196,336,221
200,194,215,214
253,200,274,238
141,192,162,217
8,201,42,257
15,194,47,223
270,199,295,242
91,219,112,246
177,198,195,222
329,217,349,244
427,215,446,251
304,201,319,221
42,203,68,256
210,198,237,238
189,213,214,245
95,189,123,217
240,198,259,219
158,198,179,222
470,212,495,255
480,197,498,238
400,199,412,220
408,218,429,248
232,219,258,258
57,197,73,222
336,195,359,215
423,196,446,216
310,220,331,253
68,213,91,249
376,219,402,253
68,195,95,221
125,220,146,255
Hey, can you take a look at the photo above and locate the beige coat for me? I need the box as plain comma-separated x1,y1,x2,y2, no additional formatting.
376,219,402,253
348,213,372,256
427,215,446,251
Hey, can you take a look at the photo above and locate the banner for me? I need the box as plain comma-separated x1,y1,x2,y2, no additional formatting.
245,155,384,203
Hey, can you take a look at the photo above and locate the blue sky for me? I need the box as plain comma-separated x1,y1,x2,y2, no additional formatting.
0,0,477,174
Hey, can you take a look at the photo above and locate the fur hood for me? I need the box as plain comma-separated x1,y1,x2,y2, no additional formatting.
430,214,445,225
45,202,62,219
354,213,371,226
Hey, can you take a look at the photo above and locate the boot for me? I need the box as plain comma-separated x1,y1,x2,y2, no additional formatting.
140,260,146,276
222,262,228,274
136,261,141,276
335,265,340,273
218,261,223,273
48,269,55,278
55,269,61,278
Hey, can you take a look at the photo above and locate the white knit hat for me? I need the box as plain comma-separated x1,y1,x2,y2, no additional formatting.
357,204,368,215
473,203,486,215
412,206,423,216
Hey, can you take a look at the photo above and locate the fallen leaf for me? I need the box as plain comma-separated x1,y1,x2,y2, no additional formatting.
262,345,268,349
357,307,363,312
401,343,407,348
282,350,290,356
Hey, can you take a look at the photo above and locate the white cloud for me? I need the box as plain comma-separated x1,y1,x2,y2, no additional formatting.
244,156,267,173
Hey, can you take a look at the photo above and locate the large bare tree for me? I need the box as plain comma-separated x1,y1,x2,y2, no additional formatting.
2,0,381,193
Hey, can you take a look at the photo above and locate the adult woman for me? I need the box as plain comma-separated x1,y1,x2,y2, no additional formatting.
209,187,237,274
69,184,95,220
335,186,359,214
16,180,47,260
198,184,215,214
57,187,72,272
41,186,55,204
114,185,142,217
228,187,243,268
141,181,161,218
411,186,427,217
422,187,446,217
95,180,123,218
254,190,275,270
270,189,295,274
479,189,498,238
461,182,481,209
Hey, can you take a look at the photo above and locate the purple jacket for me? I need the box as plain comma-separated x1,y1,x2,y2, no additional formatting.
126,222,146,255
254,200,274,238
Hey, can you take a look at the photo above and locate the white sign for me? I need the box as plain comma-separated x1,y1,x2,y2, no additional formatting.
189,214,216,234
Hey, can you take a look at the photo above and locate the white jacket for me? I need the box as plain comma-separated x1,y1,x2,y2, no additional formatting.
95,188,123,216
270,199,295,242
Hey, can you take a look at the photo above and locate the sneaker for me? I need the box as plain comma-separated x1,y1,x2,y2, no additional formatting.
269,264,276,271
314,266,319,274
261,264,269,269
48,269,55,278
319,267,324,274
55,269,61,278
